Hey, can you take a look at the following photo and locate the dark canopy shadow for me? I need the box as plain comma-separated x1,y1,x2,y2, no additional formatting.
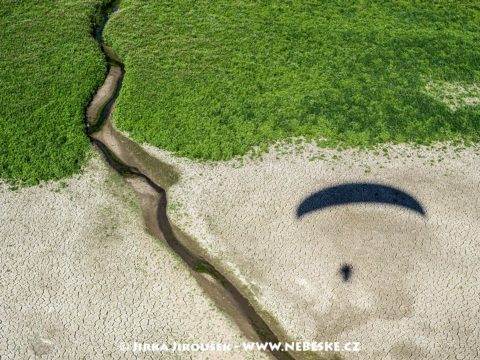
297,183,426,218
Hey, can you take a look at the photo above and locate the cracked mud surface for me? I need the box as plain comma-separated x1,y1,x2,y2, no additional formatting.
0,156,270,359
143,142,480,360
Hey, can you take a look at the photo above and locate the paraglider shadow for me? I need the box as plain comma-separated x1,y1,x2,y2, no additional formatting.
297,183,426,218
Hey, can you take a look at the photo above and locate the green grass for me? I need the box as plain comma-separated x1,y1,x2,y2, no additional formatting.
105,0,480,160
0,0,107,185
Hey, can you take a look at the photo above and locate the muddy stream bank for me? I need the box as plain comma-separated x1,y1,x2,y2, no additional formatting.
85,3,295,360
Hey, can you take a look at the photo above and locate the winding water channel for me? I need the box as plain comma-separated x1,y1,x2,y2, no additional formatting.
85,3,294,360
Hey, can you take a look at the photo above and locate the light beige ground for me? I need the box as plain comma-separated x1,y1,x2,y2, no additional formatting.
143,141,480,360
0,155,269,360
424,80,480,111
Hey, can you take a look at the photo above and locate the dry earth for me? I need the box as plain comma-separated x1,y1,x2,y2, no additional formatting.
0,155,270,360
142,141,480,360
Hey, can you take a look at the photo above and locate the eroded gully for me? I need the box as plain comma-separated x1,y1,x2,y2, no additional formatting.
85,3,295,360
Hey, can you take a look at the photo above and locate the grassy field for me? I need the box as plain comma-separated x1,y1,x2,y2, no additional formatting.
0,0,106,185
105,0,480,160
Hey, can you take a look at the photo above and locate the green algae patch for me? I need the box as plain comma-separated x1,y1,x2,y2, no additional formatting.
0,0,108,185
